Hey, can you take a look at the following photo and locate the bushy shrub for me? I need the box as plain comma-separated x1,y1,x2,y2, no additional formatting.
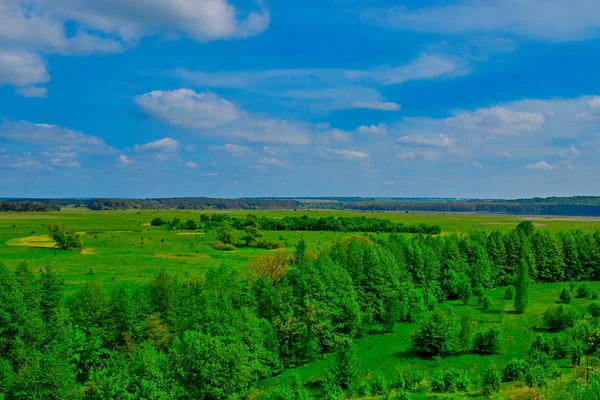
480,295,492,310
549,333,571,359
502,358,527,382
150,217,166,226
530,334,553,356
256,240,282,250
524,364,547,388
371,373,388,396
576,284,591,299
473,328,502,354
482,363,501,396
589,302,600,318
542,305,577,331
559,288,572,304
591,290,599,300
430,369,471,393
212,241,236,251
504,286,514,300
411,310,456,356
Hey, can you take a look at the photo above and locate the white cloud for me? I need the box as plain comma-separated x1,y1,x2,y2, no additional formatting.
558,146,579,158
263,146,285,156
16,85,47,98
119,154,132,164
366,0,600,42
351,101,401,111
326,148,369,159
134,137,178,153
175,53,467,111
357,123,388,135
209,143,254,157
135,90,241,129
447,107,545,135
397,133,453,147
473,161,483,168
525,161,555,170
0,49,49,91
0,120,106,147
0,0,269,94
576,96,600,121
184,144,197,152
49,158,80,168
258,156,288,167
203,172,219,177
397,152,415,160
11,159,41,169
184,162,197,168
136,89,312,145
383,180,396,185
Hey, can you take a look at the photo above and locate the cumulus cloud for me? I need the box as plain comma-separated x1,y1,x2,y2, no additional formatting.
119,154,132,164
0,120,107,148
136,89,312,145
357,123,388,135
0,0,269,94
209,143,254,157
184,162,197,168
576,96,600,121
525,161,555,170
397,152,415,160
134,137,178,153
446,107,545,135
397,133,453,147
325,148,369,159
558,146,579,158
11,159,42,169
351,101,401,111
258,156,289,167
365,0,600,42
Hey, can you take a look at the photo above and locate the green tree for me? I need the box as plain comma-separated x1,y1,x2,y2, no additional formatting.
47,223,83,251
383,296,400,333
457,312,473,354
216,221,236,245
328,338,359,390
482,363,501,396
559,288,572,304
514,258,530,313
243,221,263,246
294,236,308,266
411,310,456,356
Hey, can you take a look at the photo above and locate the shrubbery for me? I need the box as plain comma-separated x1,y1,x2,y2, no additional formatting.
542,305,577,331
211,241,236,251
473,328,502,354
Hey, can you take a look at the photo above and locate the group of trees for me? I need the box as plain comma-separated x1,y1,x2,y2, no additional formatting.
3,220,600,397
0,201,60,212
162,213,443,235
47,224,83,251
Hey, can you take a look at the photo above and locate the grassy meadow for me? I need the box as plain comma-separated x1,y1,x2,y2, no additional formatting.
1,208,600,295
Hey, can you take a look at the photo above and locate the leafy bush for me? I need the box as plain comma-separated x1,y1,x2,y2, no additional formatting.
542,305,577,331
430,369,471,393
480,295,492,310
504,286,514,300
589,302,600,318
576,284,591,299
559,288,572,304
411,310,456,356
150,217,166,226
256,240,282,250
473,328,502,354
211,241,236,251
524,364,547,388
591,290,599,300
482,363,501,396
502,358,527,382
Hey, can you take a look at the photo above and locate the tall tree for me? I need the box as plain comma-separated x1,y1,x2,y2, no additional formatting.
328,338,359,390
514,258,531,313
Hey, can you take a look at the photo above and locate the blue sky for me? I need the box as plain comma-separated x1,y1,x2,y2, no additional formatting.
1,0,600,199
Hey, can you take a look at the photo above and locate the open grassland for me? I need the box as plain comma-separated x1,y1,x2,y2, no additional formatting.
2,208,600,295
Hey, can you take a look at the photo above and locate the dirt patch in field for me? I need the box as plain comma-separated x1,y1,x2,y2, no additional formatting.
80,248,96,255
522,216,600,222
7,235,56,248
153,253,209,260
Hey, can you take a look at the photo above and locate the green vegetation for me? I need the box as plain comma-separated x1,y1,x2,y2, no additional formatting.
2,208,600,398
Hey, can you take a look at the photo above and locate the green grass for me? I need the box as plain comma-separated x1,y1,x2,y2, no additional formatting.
258,282,600,398
1,208,600,295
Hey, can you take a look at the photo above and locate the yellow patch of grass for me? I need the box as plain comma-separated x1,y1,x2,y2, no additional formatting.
7,235,56,248
80,247,96,255
176,232,205,236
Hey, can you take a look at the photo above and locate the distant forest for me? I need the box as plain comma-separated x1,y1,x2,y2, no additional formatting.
4,196,600,216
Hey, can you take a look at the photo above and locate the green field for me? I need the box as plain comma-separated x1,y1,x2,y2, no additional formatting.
2,208,600,294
